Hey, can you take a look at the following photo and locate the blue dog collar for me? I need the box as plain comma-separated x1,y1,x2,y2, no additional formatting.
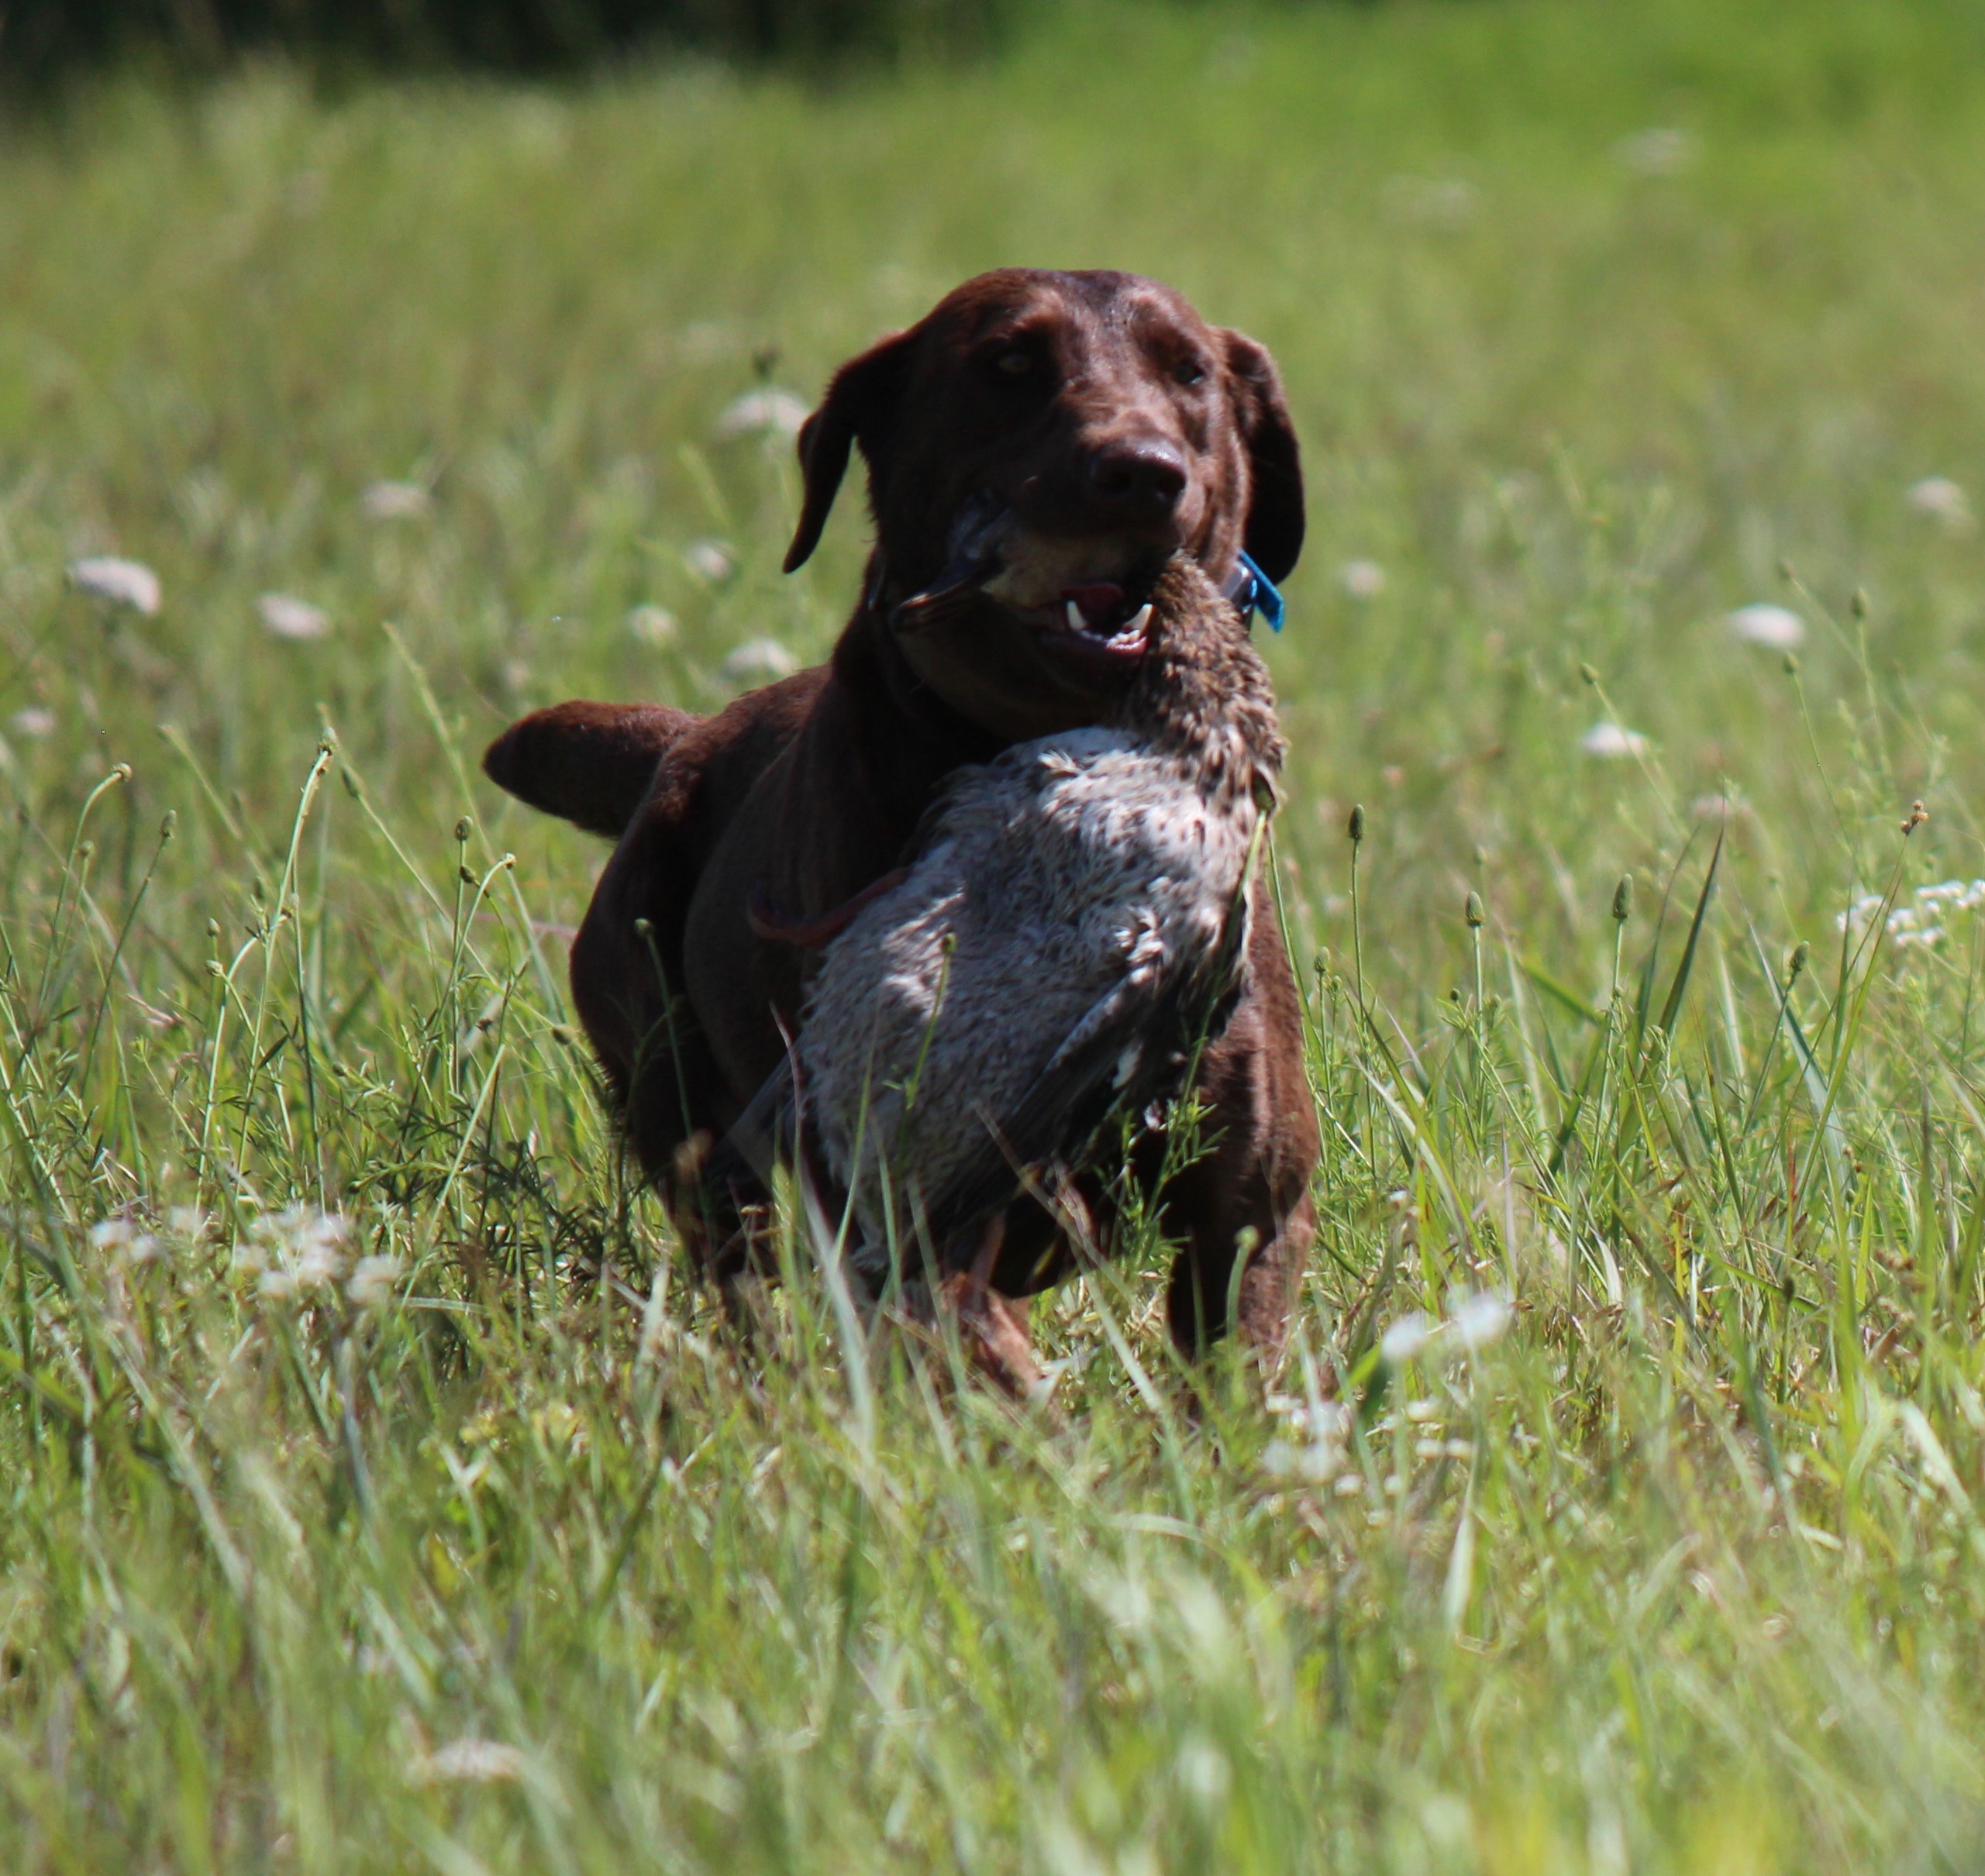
1225,551,1286,632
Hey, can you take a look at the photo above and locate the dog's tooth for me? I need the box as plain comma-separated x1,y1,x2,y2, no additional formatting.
1065,598,1087,633
1125,603,1153,637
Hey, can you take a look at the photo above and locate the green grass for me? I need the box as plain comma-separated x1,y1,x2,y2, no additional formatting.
5,0,1985,1866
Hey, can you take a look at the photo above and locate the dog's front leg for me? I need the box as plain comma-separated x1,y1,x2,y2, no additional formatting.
1158,889,1320,1373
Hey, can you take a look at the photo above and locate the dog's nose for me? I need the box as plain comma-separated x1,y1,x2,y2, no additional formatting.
1087,438,1187,518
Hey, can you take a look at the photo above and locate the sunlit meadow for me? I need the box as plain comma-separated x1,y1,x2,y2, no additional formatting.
5,0,1985,1867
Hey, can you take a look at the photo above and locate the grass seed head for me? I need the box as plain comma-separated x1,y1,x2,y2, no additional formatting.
1612,873,1635,923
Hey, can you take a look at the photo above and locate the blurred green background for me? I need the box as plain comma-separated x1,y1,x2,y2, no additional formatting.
5,2,1985,1869
7,0,1983,983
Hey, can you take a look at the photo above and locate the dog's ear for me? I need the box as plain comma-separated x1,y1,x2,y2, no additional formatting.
783,329,919,573
1220,329,1305,587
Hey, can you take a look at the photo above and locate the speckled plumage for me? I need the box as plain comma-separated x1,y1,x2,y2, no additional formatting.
743,553,1284,1282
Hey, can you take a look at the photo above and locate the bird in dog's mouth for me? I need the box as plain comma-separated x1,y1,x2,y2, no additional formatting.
891,496,1166,673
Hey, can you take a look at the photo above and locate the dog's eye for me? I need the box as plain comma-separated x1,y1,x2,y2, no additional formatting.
994,349,1035,377
1173,357,1208,387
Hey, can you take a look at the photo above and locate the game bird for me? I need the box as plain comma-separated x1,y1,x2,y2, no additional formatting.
721,546,1286,1347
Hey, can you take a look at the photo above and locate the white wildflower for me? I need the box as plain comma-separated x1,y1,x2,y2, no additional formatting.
346,1254,403,1309
1263,1390,1350,1483
1338,559,1387,600
240,1206,353,1292
712,387,810,442
412,1739,528,1785
722,638,799,685
258,593,329,641
1289,1399,1351,1443
1907,477,1972,532
1887,898,1949,948
1448,1289,1512,1351
1615,127,1698,176
1380,1312,1435,1366
1263,1439,1322,1482
1918,879,1985,910
361,480,432,521
1726,603,1804,650
69,556,161,616
298,1208,350,1248
167,1206,211,1241
1845,879,1985,948
293,1242,344,1289
292,1213,350,1289
10,707,55,739
684,539,736,583
627,604,678,648
88,1218,136,1251
1581,721,1649,759
1175,1737,1231,1806
1836,891,1886,937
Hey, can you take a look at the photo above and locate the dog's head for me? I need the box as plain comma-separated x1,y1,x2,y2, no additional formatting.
784,269,1304,738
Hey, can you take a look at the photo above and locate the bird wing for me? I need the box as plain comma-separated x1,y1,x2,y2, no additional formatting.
914,907,1252,1261
708,869,1257,1270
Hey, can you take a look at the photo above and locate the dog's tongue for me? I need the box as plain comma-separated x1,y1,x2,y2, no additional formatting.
1061,583,1126,631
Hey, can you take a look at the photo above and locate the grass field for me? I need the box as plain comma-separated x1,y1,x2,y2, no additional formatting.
5,0,1985,1866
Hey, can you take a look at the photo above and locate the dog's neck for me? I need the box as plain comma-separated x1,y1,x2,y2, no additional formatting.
833,592,1011,775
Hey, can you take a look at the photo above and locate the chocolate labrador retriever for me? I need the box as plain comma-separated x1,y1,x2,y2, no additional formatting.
484,268,1318,1368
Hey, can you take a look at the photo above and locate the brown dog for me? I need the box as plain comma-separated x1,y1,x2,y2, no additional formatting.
484,269,1318,1367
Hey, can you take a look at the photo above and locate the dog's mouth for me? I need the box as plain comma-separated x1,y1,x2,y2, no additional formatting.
1026,579,1156,662
905,500,1162,664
